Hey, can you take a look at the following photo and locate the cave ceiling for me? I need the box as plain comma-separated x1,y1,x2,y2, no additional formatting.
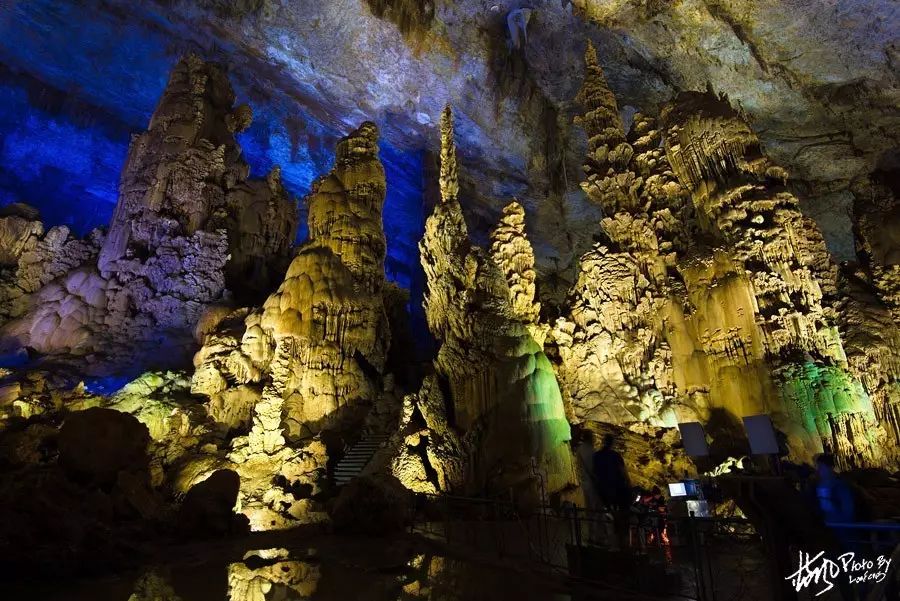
0,0,897,271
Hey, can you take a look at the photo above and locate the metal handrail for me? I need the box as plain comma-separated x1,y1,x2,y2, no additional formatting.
826,521,900,531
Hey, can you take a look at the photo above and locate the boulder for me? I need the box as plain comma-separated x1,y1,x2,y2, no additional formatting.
330,474,412,536
178,469,248,537
58,407,150,487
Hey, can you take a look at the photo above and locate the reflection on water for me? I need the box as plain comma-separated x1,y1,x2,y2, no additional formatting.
6,537,571,601
227,548,320,601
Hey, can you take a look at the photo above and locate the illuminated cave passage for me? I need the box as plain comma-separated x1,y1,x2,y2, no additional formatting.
0,1,899,600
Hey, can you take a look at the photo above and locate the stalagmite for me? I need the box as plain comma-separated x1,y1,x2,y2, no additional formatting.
410,106,575,500
0,55,297,370
192,121,391,527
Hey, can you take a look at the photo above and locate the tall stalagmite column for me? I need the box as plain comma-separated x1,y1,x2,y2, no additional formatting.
191,121,391,529
2,55,297,367
415,107,574,499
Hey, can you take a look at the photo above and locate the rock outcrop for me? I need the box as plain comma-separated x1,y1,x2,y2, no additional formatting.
0,55,297,371
191,121,391,528
554,44,900,468
57,407,151,487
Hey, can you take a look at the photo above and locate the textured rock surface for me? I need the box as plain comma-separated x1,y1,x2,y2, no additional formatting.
0,205,100,324
193,121,389,441
0,0,899,557
554,47,900,468
412,107,575,499
553,43,688,429
0,56,297,371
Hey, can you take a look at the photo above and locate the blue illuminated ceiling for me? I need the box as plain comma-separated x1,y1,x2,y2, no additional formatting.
0,0,432,285
0,0,626,284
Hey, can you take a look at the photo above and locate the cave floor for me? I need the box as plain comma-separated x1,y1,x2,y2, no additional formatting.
0,526,709,600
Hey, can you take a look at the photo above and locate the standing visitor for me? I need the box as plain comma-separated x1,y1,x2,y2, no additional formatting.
593,433,632,550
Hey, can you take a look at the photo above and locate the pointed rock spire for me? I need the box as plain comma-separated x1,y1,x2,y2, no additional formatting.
439,105,459,204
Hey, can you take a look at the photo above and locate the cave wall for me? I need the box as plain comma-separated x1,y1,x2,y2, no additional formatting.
553,44,900,470
0,0,426,292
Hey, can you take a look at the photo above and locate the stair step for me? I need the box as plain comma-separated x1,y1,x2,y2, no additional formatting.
332,436,392,486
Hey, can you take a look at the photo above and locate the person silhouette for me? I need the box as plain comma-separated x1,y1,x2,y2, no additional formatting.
593,433,632,549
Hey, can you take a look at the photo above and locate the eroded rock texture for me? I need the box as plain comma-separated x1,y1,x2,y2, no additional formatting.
0,204,100,324
554,45,900,468
408,107,574,500
553,42,689,429
0,55,297,370
191,121,391,528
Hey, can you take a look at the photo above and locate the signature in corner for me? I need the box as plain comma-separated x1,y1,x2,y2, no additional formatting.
785,551,841,597
785,550,894,597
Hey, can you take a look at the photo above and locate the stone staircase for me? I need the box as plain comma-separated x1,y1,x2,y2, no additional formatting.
333,433,390,486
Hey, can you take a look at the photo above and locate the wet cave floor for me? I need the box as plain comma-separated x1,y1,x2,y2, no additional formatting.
0,528,583,601
0,524,773,601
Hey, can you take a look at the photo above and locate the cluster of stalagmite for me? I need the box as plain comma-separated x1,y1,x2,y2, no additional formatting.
553,43,900,468
0,55,297,370
661,93,898,466
403,106,574,501
553,42,689,429
190,121,391,528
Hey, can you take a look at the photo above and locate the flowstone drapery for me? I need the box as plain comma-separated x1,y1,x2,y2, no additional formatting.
403,106,574,500
553,43,900,468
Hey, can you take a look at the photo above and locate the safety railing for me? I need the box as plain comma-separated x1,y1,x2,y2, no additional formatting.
822,522,900,601
408,494,768,601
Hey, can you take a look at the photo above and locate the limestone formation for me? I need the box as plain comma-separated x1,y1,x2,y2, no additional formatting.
191,121,391,528
0,55,297,370
193,121,389,438
555,44,900,468
412,106,575,500
661,92,897,465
